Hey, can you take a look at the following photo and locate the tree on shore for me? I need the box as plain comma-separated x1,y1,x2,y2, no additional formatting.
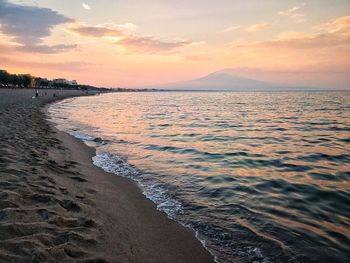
0,70,33,88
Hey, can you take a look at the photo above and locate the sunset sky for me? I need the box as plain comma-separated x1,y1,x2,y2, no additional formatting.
1,0,350,88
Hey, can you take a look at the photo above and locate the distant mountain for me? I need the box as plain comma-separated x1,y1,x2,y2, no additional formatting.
154,69,318,91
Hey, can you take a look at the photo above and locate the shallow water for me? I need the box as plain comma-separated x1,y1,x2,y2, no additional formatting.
49,91,350,263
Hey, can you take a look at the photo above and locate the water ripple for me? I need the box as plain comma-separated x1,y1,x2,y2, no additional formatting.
49,91,350,263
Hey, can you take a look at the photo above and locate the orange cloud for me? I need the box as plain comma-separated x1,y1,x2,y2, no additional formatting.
225,15,350,88
179,55,211,62
237,15,350,49
247,23,272,32
315,15,350,35
0,55,92,72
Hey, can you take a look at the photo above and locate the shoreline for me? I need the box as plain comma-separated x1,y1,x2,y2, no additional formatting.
0,89,214,262
47,96,219,262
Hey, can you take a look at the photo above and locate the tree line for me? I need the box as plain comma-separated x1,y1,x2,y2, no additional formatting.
0,69,116,92
0,70,76,89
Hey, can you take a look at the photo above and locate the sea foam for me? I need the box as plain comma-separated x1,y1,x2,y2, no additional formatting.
92,152,183,219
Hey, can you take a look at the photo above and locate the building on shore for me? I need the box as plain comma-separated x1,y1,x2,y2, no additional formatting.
52,78,78,86
52,78,70,85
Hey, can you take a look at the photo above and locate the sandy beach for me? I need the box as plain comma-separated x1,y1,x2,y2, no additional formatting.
0,89,214,263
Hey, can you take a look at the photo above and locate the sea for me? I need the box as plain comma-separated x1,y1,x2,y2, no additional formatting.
48,91,350,263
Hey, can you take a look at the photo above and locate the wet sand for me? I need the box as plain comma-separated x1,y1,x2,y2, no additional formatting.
0,89,214,263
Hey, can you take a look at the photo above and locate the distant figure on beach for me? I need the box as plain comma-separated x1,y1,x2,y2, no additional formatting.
35,89,39,98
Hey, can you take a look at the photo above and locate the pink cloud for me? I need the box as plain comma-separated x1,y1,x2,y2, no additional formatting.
69,23,191,53
69,24,123,37
117,36,190,53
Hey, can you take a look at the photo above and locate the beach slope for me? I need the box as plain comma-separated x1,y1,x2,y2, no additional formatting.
0,89,214,263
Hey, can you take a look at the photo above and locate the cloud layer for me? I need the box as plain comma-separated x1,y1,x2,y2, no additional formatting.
69,23,191,53
118,36,190,53
0,0,75,53
236,15,350,50
228,15,350,87
70,24,123,37
0,0,190,55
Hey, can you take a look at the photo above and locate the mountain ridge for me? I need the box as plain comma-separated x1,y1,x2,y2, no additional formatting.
151,69,319,91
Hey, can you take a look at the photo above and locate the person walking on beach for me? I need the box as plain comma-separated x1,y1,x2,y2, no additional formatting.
35,89,39,98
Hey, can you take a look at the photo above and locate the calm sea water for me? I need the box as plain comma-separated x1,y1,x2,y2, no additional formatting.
49,91,350,263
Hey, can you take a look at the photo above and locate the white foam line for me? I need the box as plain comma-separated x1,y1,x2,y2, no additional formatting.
91,151,220,262
194,227,219,263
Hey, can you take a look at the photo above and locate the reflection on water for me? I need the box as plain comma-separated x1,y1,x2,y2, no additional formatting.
49,91,350,263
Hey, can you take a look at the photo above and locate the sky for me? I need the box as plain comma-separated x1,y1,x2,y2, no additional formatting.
0,0,350,89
